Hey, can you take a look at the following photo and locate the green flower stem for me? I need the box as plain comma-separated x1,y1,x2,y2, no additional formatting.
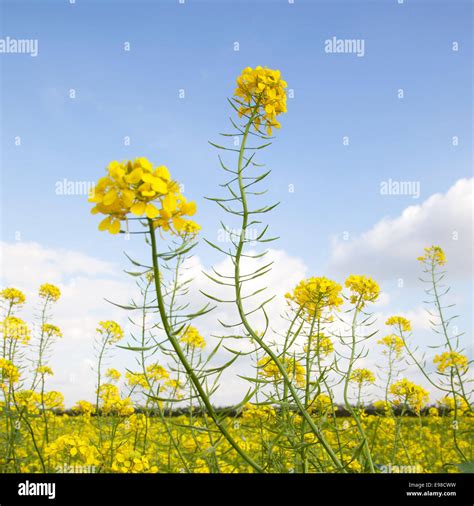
147,218,264,473
430,263,470,408
342,301,375,473
234,110,346,473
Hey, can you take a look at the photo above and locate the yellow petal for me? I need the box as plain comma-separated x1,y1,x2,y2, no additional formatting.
155,165,170,182
146,204,160,219
98,216,112,231
151,179,168,194
126,168,143,184
103,189,118,206
109,219,121,234
131,202,146,216
121,189,135,208
172,216,185,231
182,201,196,216
163,193,177,213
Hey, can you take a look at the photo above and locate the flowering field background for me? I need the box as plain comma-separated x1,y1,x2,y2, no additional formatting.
1,0,472,476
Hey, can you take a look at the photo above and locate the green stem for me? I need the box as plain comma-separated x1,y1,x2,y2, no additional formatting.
233,108,345,473
147,218,264,473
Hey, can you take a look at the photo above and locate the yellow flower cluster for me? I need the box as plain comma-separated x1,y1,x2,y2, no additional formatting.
241,403,276,424
179,326,206,349
126,364,169,390
285,277,343,318
42,391,65,410
390,379,429,414
377,334,404,357
89,158,200,236
0,358,20,385
72,400,95,416
106,368,121,382
1,316,30,344
37,366,54,376
126,371,148,389
437,396,470,415
373,400,391,413
350,368,376,385
45,435,98,467
14,390,40,413
234,66,287,135
112,451,158,473
0,287,26,306
257,356,305,387
433,351,469,374
97,320,124,344
39,283,61,302
42,323,62,338
311,394,333,413
344,275,380,308
417,245,446,266
385,316,412,333
146,363,169,382
98,384,134,416
305,334,334,357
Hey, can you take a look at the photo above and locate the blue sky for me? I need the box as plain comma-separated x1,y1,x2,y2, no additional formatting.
1,0,472,264
0,0,472,403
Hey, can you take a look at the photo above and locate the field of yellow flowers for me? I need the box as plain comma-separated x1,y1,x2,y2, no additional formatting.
1,67,472,475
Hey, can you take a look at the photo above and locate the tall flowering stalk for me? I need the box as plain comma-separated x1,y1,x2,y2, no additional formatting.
337,275,380,472
89,157,263,472
416,246,471,461
206,66,345,472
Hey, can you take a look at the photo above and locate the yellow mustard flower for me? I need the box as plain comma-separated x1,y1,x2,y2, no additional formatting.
125,372,148,389
179,326,206,349
437,395,470,414
257,356,305,387
385,316,412,333
0,287,26,306
304,333,334,357
72,400,95,416
89,158,199,236
390,379,429,414
234,66,287,136
97,320,124,344
146,363,169,382
285,277,343,318
0,358,20,384
39,283,61,302
433,351,469,374
417,245,447,266
349,368,376,385
105,368,121,382
377,334,404,357
37,365,54,376
344,275,380,308
98,383,134,416
1,316,30,344
311,394,333,413
42,323,62,338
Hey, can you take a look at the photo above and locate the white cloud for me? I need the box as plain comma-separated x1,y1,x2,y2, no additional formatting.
327,178,473,283
0,241,137,405
0,229,466,407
